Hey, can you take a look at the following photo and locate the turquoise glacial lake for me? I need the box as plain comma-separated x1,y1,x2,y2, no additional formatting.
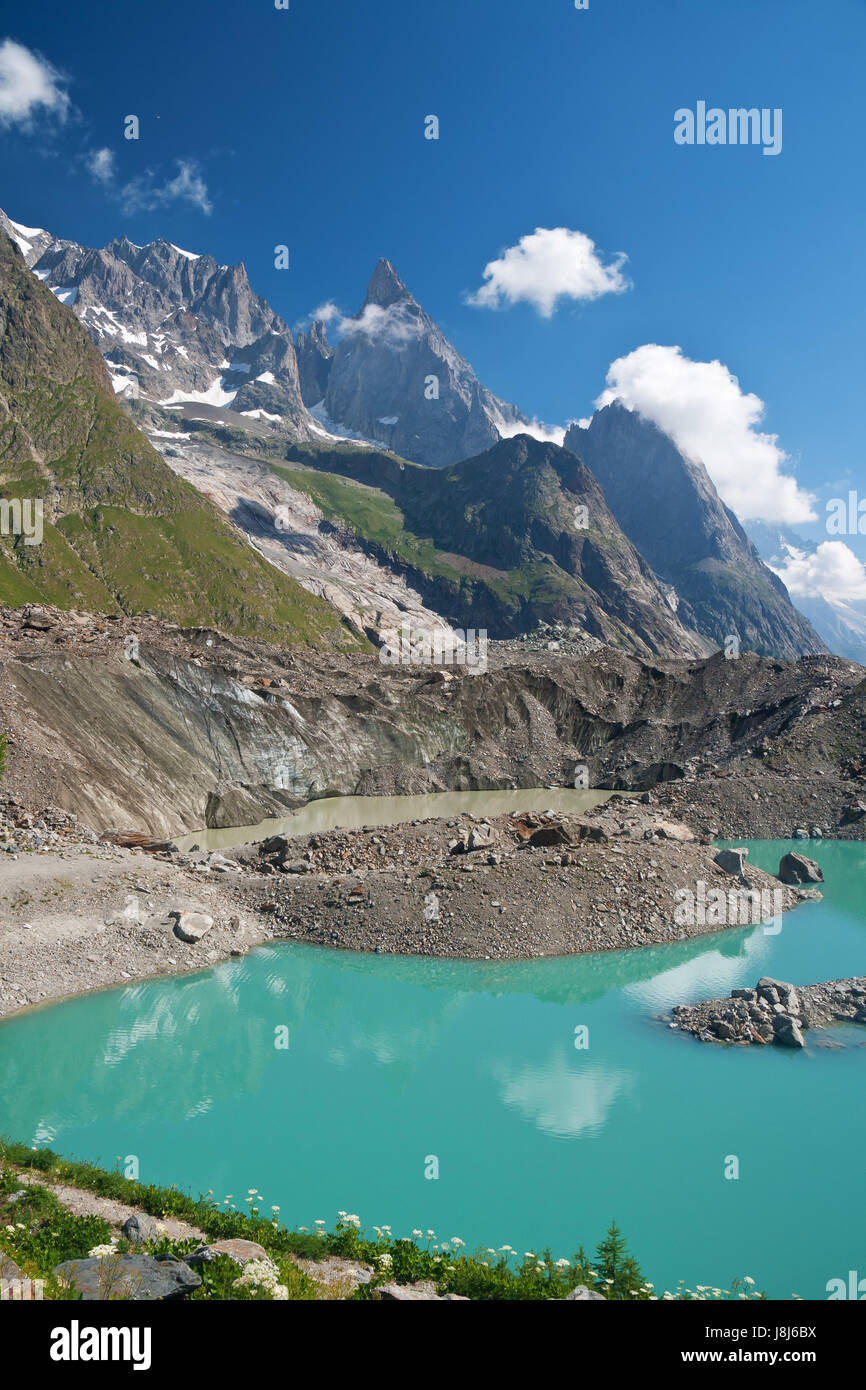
1,839,864,1299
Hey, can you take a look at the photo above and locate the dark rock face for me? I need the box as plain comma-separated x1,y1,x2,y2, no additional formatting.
564,404,825,660
778,851,824,885
53,1254,201,1300
324,259,529,466
296,319,335,406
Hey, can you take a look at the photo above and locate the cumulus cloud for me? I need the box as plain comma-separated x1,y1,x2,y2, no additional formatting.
311,302,342,325
120,159,212,215
0,38,69,126
85,146,115,184
596,344,817,526
467,227,630,317
770,541,866,602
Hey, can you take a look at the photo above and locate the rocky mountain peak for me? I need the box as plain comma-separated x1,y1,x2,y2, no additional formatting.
0,209,315,438
363,258,414,309
565,402,825,659
324,262,529,465
296,319,336,406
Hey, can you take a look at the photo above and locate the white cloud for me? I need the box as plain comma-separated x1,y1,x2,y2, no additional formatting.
596,344,817,526
467,227,630,317
298,299,419,345
497,418,566,446
120,159,212,215
348,302,418,343
86,146,115,184
0,38,69,126
311,302,342,325
770,541,866,602
339,300,420,346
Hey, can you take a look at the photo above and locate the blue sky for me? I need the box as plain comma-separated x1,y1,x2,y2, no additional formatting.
1,0,865,577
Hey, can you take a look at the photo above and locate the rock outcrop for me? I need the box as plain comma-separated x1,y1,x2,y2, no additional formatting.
670,975,866,1047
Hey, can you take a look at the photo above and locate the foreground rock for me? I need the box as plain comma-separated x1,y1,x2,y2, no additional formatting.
669,975,866,1047
121,1214,166,1245
172,910,214,943
188,1238,270,1268
53,1254,201,1300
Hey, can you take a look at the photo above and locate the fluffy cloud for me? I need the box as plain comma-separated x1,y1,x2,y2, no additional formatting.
770,541,866,602
498,419,566,446
120,160,212,215
308,300,421,347
85,147,115,184
342,301,418,344
311,302,342,325
0,38,69,126
467,227,630,317
596,344,817,526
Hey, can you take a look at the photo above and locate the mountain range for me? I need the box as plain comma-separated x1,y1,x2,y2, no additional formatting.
0,207,836,663
0,226,359,650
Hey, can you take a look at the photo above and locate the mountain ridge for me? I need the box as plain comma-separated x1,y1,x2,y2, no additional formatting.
565,403,825,660
0,226,363,649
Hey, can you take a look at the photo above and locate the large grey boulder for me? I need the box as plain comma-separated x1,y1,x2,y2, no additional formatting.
714,847,749,879
120,1214,165,1245
449,823,498,855
773,1015,806,1049
778,852,823,886
757,978,799,1011
54,1254,201,1300
172,909,214,943
565,1285,606,1301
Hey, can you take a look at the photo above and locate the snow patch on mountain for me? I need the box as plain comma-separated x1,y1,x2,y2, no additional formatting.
308,402,387,450
159,378,239,408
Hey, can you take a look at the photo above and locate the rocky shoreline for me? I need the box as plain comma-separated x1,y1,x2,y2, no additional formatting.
668,975,866,1049
0,794,811,1019
2,603,865,1022
217,803,810,961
